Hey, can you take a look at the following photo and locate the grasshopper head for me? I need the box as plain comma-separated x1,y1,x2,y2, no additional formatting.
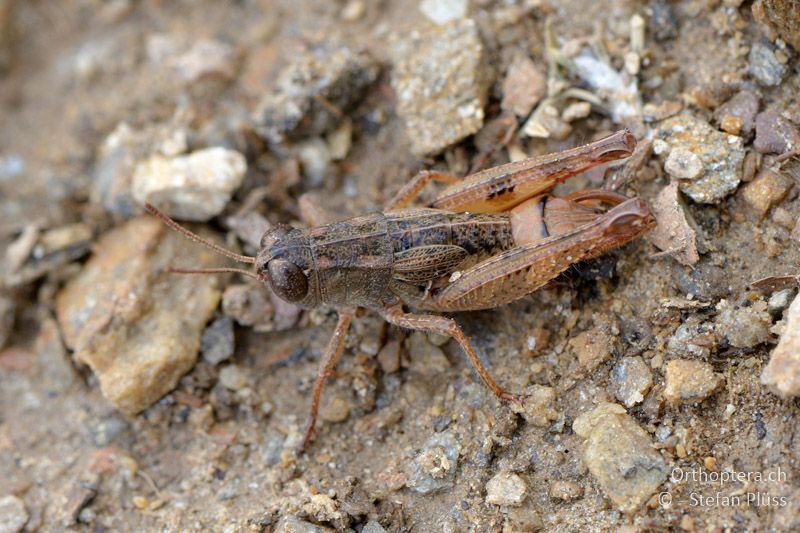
256,225,319,307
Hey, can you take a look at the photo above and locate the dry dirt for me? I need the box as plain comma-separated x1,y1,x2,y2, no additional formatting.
1,1,799,532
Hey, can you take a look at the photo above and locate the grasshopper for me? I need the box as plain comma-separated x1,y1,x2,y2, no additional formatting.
145,129,655,451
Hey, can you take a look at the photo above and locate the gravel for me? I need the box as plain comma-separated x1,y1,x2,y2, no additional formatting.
663,359,724,404
485,472,527,506
761,292,800,397
748,39,789,87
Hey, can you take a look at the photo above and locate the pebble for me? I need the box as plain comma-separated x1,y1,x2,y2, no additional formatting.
201,316,235,366
715,299,772,349
485,472,527,506
222,284,274,332
655,115,745,204
753,0,800,50
406,431,459,493
648,182,699,266
226,211,270,250
55,217,222,414
173,39,237,83
664,147,704,180
391,19,491,156
419,0,468,25
253,42,379,143
748,39,788,87
510,385,558,427
740,169,793,218
377,339,401,374
548,480,584,502
132,147,247,222
297,138,333,187
768,289,795,317
362,521,387,533
754,110,800,155
572,403,668,511
568,324,620,371
663,359,724,405
219,364,249,391
0,294,13,349
320,395,350,423
500,53,546,118
714,91,759,138
274,516,334,533
611,356,653,407
0,495,28,533
89,416,130,447
761,293,800,397
670,263,730,301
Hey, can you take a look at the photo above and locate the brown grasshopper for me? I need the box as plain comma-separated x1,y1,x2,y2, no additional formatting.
144,129,655,452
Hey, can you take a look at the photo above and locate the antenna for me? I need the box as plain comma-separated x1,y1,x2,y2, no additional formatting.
143,203,256,264
166,267,268,284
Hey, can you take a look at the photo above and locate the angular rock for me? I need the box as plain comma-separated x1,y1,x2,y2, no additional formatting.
648,183,700,266
55,217,223,414
762,293,800,397
253,41,379,143
406,431,459,493
753,0,800,50
714,298,772,348
392,18,491,155
655,115,745,204
485,472,527,506
748,39,788,87
714,90,759,138
572,402,669,512
501,53,546,118
611,356,653,407
568,323,620,371
663,359,723,405
419,0,469,25
0,495,28,533
740,169,793,218
754,110,800,155
132,147,247,222
201,315,235,366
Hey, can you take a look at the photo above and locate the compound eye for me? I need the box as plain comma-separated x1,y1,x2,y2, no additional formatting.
268,259,308,302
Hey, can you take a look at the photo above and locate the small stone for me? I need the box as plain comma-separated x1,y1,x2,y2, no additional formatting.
219,364,249,391
222,284,273,331
642,100,683,122
655,115,745,204
362,521,387,533
419,0,468,25
754,110,800,154
548,480,584,502
320,395,350,423
485,472,527,506
132,147,247,222
173,39,236,83
740,169,793,218
768,289,795,317
510,385,558,427
406,432,459,493
392,19,491,155
762,293,800,397
572,402,669,512
0,495,28,533
715,300,772,348
89,416,129,447
648,183,700,266
201,316,235,366
501,54,546,118
275,516,334,533
568,323,620,371
664,148,704,180
714,91,759,138
253,41,379,143
748,39,788,87
226,211,270,250
340,0,365,21
753,0,800,50
297,138,333,187
377,339,401,373
611,356,653,407
663,359,724,404
55,217,222,414
719,115,743,136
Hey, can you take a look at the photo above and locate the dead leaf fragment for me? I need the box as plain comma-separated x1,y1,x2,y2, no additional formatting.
648,182,700,266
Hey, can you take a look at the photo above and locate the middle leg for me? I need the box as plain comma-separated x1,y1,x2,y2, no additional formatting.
380,304,524,404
